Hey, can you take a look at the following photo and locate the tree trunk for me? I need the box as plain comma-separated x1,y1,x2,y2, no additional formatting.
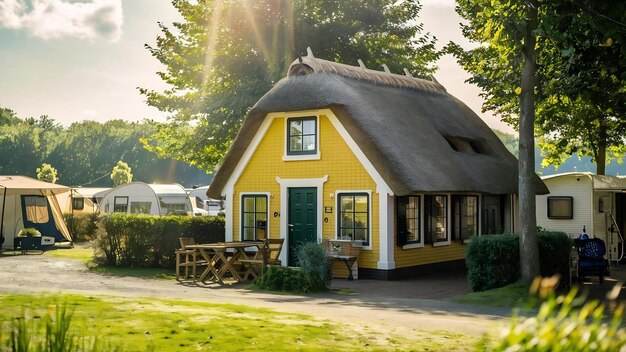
518,0,541,283
596,119,607,175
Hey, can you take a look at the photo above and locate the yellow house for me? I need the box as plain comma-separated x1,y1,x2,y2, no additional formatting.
207,52,547,279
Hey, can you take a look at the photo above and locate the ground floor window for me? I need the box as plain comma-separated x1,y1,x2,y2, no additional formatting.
24,195,49,223
337,193,369,246
397,196,420,246
547,196,573,219
113,196,128,213
241,194,268,241
452,195,478,241
426,195,448,244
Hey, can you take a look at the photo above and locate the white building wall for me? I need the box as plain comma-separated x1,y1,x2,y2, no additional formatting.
536,175,593,237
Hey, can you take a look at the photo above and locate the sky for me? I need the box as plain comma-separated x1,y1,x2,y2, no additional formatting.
0,0,514,133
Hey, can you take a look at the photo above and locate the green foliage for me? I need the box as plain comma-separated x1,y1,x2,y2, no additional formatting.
254,266,311,292
95,214,224,268
478,284,626,351
110,161,132,186
296,242,331,292
140,0,441,172
451,1,626,175
466,234,520,292
64,213,99,242
0,304,119,351
0,109,207,187
36,163,58,184
466,231,572,292
17,228,42,238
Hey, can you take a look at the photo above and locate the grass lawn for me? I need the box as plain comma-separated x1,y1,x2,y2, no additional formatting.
453,283,536,308
44,245,175,279
0,294,476,351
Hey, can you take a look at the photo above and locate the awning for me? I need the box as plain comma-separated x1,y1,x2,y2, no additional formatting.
0,176,71,195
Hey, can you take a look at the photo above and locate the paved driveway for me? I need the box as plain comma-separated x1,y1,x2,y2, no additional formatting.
0,253,512,337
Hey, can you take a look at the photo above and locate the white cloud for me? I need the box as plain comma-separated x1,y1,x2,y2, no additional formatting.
0,0,123,41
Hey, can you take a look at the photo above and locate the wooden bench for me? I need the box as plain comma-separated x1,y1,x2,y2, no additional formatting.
324,240,361,280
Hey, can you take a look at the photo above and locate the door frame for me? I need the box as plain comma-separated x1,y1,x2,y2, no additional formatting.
276,176,327,266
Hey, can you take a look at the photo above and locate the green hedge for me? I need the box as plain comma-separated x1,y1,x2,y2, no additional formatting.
466,231,572,291
64,213,99,242
95,214,225,268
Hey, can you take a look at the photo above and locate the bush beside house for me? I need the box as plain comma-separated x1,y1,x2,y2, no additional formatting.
95,214,225,268
466,231,572,291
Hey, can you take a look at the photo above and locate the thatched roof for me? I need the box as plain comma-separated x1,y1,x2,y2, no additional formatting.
207,55,548,198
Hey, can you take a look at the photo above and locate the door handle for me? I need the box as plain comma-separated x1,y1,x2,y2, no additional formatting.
288,224,294,231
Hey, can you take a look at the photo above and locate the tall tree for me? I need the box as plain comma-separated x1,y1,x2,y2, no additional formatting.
454,0,541,281
450,1,626,175
140,0,440,172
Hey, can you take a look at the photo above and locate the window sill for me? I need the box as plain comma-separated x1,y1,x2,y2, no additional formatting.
433,241,451,247
402,243,424,249
282,153,321,161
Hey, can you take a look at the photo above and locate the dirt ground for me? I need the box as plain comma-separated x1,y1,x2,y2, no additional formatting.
0,252,514,338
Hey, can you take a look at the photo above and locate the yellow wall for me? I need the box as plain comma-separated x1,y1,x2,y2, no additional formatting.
233,110,379,269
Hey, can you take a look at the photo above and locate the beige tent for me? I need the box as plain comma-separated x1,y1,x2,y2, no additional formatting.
0,176,72,249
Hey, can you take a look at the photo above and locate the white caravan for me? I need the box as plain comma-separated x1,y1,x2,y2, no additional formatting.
536,172,626,264
97,182,193,216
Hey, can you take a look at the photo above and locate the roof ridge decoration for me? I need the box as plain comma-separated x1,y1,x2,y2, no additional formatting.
288,47,447,95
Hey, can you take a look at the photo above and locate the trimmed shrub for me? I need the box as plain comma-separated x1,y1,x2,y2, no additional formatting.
296,242,331,291
466,231,572,292
64,213,99,242
94,214,225,268
466,234,520,292
255,266,310,292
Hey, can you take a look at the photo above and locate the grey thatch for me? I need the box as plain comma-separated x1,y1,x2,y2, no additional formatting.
207,56,548,198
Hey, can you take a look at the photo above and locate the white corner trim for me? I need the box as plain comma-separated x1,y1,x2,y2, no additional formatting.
433,241,451,247
223,188,234,242
324,110,393,196
334,190,373,251
377,192,395,270
276,176,328,266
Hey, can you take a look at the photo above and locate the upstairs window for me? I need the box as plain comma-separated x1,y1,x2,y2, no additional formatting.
548,196,573,219
287,117,317,155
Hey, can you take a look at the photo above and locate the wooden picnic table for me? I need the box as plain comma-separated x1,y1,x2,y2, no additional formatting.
186,241,265,284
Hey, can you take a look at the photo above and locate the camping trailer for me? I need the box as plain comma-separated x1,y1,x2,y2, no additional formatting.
536,172,626,264
0,176,73,250
97,182,193,216
187,186,224,216
57,187,110,214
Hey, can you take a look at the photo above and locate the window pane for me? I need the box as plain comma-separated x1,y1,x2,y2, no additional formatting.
302,120,315,135
289,136,302,152
340,214,353,228
354,196,368,212
354,229,366,242
340,229,353,240
243,197,255,211
244,213,255,227
256,212,267,222
243,227,255,241
354,213,368,229
341,197,354,211
256,196,266,212
289,120,302,135
302,135,316,151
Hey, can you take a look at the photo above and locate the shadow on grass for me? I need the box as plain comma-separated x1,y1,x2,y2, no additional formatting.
85,262,176,280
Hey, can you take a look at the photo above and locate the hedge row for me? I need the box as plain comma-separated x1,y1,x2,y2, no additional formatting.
94,213,225,268
64,213,99,242
466,231,573,291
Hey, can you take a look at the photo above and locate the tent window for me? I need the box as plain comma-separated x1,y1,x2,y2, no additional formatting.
72,197,85,210
114,196,129,213
130,202,152,214
24,196,49,223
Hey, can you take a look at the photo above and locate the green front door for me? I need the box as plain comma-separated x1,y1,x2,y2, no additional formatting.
288,187,317,266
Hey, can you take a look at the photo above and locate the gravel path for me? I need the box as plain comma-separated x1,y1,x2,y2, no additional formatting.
0,253,513,337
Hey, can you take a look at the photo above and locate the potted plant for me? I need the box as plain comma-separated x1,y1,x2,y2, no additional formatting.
14,228,42,251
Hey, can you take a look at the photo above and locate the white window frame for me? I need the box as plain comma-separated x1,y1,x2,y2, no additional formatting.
239,192,271,242
335,190,373,250
402,194,424,249
283,114,321,161
427,194,452,247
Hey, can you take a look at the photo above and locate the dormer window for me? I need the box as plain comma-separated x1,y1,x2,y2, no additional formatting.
287,117,317,155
